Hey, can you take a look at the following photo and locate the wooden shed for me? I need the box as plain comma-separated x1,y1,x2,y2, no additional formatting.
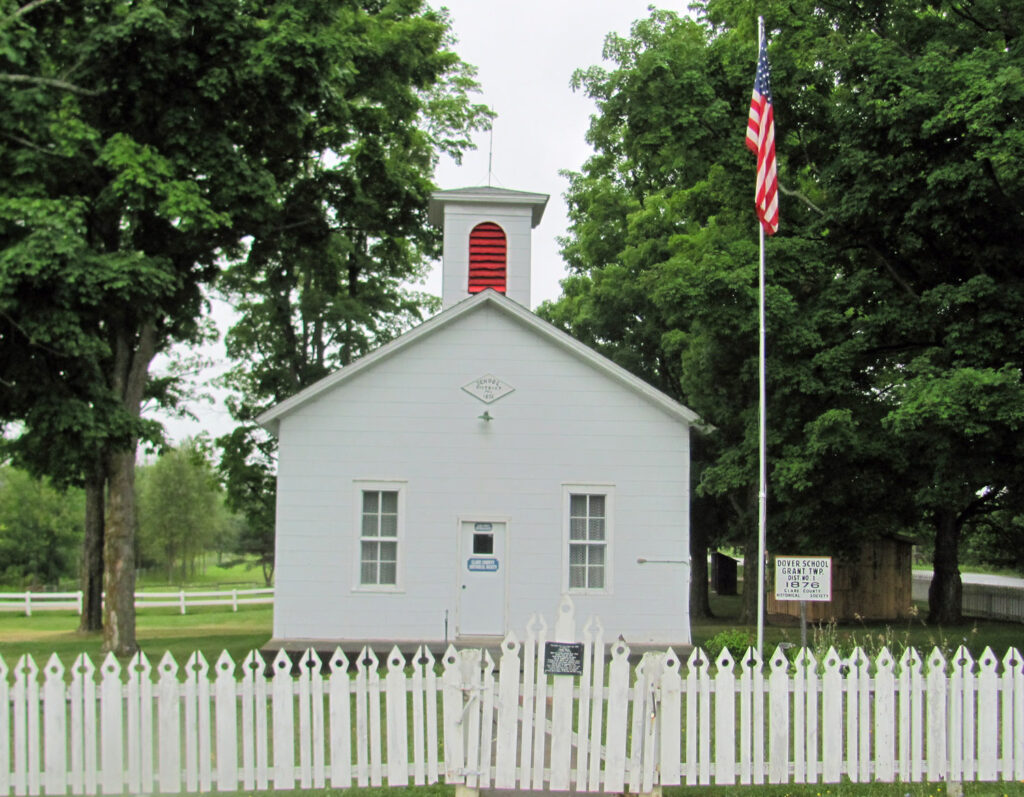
766,534,917,623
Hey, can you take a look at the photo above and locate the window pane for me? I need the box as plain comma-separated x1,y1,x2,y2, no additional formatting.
379,514,398,538
360,540,378,584
362,514,378,537
362,491,379,513
379,541,397,564
569,544,586,565
588,518,605,540
380,491,398,514
589,494,605,517
569,517,587,540
378,562,397,585
570,494,587,516
569,565,586,589
473,533,493,554
589,567,604,589
589,544,605,565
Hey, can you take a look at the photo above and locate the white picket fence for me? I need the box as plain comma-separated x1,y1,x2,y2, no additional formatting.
2,598,1023,795
0,588,273,616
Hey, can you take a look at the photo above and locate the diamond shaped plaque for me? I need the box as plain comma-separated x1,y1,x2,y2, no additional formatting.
462,373,515,404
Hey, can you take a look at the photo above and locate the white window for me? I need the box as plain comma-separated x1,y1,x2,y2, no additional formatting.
355,482,405,590
564,486,613,593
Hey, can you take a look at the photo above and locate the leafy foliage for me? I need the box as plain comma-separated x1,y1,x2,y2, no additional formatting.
136,439,233,582
1,0,490,653
0,466,84,586
546,1,1024,621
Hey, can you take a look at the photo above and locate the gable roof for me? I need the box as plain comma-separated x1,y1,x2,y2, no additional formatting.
257,290,705,434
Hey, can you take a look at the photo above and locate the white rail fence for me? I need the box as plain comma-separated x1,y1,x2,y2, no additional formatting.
911,573,1024,623
0,588,273,616
2,598,1023,795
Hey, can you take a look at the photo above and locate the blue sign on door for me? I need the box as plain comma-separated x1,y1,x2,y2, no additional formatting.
467,557,499,572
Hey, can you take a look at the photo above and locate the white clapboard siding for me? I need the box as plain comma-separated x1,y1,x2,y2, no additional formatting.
2,603,1024,795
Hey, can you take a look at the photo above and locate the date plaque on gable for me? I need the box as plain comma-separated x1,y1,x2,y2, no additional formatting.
462,373,514,404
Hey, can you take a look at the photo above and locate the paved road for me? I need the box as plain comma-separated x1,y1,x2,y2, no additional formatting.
915,570,1024,589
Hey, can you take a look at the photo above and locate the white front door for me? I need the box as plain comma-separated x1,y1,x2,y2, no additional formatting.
458,520,506,636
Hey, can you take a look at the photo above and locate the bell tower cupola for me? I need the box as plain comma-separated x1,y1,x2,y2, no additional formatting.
428,186,549,309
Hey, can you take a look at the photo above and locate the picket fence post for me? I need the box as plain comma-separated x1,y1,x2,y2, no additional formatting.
549,596,575,791
604,637,630,792
926,648,949,781
659,646,682,786
1002,647,1024,781
585,618,606,793
874,647,897,782
158,652,181,794
494,633,520,789
977,647,999,780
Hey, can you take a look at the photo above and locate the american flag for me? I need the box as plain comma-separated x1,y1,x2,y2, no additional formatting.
746,30,778,235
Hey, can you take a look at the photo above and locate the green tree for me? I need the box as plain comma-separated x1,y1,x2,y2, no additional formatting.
137,439,225,582
0,466,84,586
544,9,908,620
757,0,1024,622
550,1,1024,624
1,0,489,655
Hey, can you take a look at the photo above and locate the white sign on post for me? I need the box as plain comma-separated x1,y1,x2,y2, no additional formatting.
774,556,832,601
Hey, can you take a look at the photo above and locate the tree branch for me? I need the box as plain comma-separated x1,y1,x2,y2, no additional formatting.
778,181,825,216
1,0,57,28
864,242,919,300
0,72,100,96
1,131,66,157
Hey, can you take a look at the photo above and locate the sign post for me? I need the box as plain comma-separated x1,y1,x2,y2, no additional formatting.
773,555,832,648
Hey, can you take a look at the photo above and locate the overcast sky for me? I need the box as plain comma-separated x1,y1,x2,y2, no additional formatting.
156,1,661,443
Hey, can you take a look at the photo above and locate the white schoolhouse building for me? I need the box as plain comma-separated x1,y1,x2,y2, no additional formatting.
260,186,700,650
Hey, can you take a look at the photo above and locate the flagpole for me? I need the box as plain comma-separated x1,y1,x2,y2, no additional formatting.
755,15,768,662
756,218,767,661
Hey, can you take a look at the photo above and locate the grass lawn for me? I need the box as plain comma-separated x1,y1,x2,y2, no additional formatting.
694,593,1024,660
0,588,1020,667
0,605,273,665
135,554,270,590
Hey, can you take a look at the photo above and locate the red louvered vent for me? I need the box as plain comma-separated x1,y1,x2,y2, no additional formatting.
468,222,507,294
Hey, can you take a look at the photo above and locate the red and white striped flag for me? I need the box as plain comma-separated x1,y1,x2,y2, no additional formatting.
746,29,778,235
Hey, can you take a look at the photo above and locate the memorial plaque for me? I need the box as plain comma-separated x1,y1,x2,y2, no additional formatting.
543,642,584,676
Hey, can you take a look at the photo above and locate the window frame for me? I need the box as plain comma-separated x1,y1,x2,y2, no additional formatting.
353,480,406,592
562,484,614,594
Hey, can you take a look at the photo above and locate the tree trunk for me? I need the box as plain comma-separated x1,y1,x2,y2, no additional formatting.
928,506,963,624
689,522,712,619
78,457,105,633
102,319,156,657
738,484,761,624
104,447,138,657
